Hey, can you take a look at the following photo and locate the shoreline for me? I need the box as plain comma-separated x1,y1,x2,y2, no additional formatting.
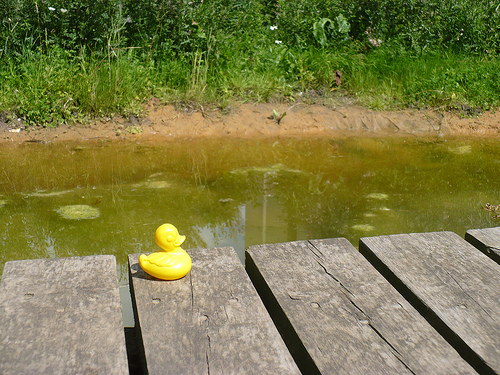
2,102,499,144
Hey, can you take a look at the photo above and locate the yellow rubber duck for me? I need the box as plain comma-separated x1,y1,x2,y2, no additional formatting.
139,224,192,280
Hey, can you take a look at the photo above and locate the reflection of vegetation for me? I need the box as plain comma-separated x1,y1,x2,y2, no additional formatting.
2,137,500,279
221,163,310,206
215,137,500,244
0,173,244,280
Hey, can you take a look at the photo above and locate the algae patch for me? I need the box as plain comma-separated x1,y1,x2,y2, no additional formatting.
132,180,171,189
230,163,303,176
448,145,472,155
26,189,75,197
56,205,100,220
351,224,375,232
366,193,389,200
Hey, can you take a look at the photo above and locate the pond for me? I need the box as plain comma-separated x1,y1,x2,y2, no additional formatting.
1,136,499,324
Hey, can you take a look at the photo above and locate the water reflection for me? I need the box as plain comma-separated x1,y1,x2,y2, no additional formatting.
1,136,499,284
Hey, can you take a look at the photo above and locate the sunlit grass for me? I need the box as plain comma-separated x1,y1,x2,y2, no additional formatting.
1,42,499,126
1,0,500,126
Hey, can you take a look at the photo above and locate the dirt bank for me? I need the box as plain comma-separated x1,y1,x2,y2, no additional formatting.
1,101,500,143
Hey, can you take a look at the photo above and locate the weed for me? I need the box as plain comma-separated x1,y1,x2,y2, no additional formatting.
0,0,499,126
485,203,500,220
269,109,287,124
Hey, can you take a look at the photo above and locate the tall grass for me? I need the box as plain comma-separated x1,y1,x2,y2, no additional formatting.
1,0,499,126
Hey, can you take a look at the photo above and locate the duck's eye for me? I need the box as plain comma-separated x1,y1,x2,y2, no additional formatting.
167,235,174,242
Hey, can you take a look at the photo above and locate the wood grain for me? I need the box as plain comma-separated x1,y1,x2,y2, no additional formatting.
0,255,129,375
466,227,500,265
246,238,475,375
129,247,299,375
360,231,500,374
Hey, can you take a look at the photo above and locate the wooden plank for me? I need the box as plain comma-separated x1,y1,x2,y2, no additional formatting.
360,231,500,375
465,227,500,265
128,247,299,375
0,255,129,375
246,238,475,375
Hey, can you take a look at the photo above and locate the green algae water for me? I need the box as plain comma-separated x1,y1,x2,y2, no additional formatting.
1,136,500,288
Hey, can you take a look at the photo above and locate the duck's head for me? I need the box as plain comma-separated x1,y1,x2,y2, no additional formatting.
154,223,186,251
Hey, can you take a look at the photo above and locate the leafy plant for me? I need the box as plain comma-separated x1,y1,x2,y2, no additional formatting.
269,109,287,124
313,15,350,47
1,0,500,126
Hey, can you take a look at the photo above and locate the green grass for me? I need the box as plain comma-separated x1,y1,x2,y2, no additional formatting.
1,43,499,127
354,48,500,111
1,0,500,126
0,47,158,125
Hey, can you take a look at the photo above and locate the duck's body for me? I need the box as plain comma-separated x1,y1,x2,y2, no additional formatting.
139,224,192,280
139,248,192,280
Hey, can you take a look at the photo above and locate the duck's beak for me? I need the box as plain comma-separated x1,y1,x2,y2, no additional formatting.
175,235,186,247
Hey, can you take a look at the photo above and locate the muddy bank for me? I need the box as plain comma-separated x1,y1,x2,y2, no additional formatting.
1,102,499,143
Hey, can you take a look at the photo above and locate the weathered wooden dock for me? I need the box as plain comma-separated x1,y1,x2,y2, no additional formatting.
128,248,299,374
0,256,129,374
1,227,499,374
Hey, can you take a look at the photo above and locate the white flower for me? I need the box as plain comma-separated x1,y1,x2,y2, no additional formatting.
275,40,282,44
60,8,67,13
368,38,382,47
270,25,277,31
48,6,55,11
